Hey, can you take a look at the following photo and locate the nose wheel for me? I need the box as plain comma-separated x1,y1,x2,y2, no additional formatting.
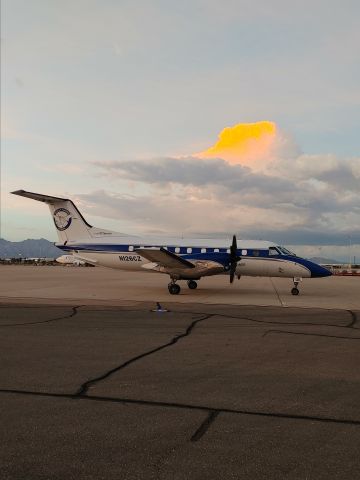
291,277,301,295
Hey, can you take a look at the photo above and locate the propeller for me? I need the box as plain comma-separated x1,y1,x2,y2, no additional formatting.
229,235,241,284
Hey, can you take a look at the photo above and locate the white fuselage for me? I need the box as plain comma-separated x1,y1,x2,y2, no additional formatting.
62,236,314,279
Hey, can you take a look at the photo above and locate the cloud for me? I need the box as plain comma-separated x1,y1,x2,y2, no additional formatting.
75,190,261,234
92,156,294,193
196,121,276,165
77,190,360,249
89,120,359,248
195,121,300,170
92,154,359,216
274,153,360,192
77,189,240,234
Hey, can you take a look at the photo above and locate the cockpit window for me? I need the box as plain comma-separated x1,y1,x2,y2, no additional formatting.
276,246,296,256
269,247,280,256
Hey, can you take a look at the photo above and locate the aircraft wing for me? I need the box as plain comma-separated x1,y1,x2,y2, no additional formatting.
136,247,195,269
137,247,224,279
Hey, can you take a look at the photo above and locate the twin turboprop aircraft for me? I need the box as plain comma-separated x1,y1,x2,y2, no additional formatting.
12,190,332,295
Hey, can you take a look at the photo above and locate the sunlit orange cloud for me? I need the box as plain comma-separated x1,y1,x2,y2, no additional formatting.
195,121,277,168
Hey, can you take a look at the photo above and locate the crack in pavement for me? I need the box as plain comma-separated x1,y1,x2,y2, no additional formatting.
2,306,359,442
347,310,358,328
75,314,214,396
176,309,357,330
263,329,360,341
270,278,286,307
0,306,83,327
191,410,220,442
1,388,360,427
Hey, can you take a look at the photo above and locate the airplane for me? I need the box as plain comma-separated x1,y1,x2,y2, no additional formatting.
56,254,85,266
11,190,332,295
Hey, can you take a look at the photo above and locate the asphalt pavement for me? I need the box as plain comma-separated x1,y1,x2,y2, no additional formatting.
1,303,360,479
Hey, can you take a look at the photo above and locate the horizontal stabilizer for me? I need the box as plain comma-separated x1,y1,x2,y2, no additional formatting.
11,190,69,204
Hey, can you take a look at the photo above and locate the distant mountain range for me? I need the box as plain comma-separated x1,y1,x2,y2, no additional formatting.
0,238,342,264
0,238,63,259
308,256,341,264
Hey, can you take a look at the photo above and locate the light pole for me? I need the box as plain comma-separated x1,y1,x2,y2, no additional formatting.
348,235,352,269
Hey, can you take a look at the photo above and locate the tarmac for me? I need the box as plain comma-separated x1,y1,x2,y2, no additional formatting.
1,266,360,479
1,264,360,309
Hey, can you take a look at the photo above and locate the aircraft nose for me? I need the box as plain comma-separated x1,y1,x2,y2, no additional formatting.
310,262,332,278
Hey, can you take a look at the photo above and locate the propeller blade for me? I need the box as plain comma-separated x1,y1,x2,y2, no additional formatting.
230,235,237,257
229,235,240,283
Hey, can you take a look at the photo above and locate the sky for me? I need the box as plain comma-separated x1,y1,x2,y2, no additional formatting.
1,0,359,261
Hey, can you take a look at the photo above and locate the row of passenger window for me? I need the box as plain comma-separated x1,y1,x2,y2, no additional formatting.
127,246,227,253
127,245,263,256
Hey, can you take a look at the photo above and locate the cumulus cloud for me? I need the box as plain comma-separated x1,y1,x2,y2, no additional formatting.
196,121,277,165
195,121,300,170
92,156,294,193
274,153,360,192
77,189,360,248
77,189,299,236
89,121,360,248
92,155,359,215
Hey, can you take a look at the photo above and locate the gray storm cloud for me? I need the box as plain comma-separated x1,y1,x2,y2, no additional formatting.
92,157,295,192
88,150,360,248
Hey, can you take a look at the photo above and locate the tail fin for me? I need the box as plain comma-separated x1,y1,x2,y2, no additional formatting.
11,190,114,243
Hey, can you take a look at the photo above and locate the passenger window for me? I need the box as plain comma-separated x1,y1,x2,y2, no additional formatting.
187,247,192,253
201,248,206,253
253,250,260,256
128,246,134,252
175,247,180,253
214,248,219,253
226,248,230,253
241,249,247,256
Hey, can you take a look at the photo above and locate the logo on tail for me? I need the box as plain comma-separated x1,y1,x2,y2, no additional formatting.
53,208,72,231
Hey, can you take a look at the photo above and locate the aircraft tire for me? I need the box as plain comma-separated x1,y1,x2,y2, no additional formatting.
187,280,198,290
291,287,300,296
168,283,181,295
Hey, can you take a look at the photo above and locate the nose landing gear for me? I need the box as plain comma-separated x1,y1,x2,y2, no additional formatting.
291,277,301,295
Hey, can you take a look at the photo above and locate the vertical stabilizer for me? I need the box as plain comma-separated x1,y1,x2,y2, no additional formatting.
11,190,94,243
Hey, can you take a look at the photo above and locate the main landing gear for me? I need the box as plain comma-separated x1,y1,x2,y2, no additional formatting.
168,279,198,294
291,277,301,295
168,282,181,295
